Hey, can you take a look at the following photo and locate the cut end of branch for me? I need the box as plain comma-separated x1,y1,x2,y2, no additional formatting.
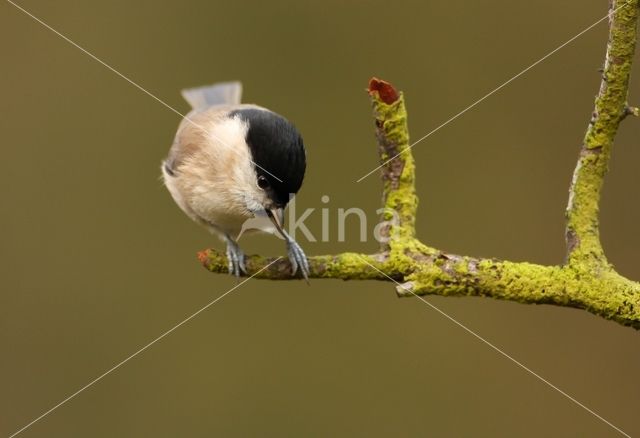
368,77,400,104
197,249,210,267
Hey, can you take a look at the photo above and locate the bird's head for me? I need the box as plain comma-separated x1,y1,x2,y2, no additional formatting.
231,108,306,237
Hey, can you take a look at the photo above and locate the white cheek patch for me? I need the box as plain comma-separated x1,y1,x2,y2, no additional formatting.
206,115,267,211
207,116,247,152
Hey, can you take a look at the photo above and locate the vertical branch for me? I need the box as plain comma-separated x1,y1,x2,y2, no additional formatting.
368,78,418,251
566,0,639,268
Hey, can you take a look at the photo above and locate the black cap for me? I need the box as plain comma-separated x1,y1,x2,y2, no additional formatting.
231,108,306,207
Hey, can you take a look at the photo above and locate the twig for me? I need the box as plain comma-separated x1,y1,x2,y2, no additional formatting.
566,0,639,268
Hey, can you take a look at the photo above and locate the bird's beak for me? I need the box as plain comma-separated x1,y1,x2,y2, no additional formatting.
266,207,287,239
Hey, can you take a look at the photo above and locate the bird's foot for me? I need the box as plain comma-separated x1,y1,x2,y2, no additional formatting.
286,239,310,282
225,240,246,277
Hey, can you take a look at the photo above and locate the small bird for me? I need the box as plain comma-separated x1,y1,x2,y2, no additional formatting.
162,81,309,280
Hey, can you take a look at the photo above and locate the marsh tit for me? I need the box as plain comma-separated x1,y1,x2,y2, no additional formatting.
162,81,309,280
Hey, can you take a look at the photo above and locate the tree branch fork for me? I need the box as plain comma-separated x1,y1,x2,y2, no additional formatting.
200,1,640,328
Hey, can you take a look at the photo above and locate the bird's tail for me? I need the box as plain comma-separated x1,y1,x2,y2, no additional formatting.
181,81,242,110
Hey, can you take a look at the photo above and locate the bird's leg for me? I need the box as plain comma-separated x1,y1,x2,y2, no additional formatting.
283,233,310,282
263,207,310,282
224,235,246,277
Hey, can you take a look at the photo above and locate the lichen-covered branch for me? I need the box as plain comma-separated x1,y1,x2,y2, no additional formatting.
566,0,639,267
199,244,640,327
368,78,418,250
199,1,640,329
198,250,390,281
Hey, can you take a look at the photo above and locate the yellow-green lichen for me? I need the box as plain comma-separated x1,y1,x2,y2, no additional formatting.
566,1,638,267
369,90,419,247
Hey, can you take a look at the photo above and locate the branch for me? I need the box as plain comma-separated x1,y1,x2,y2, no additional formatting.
367,78,418,250
199,1,640,329
198,250,390,281
566,0,639,268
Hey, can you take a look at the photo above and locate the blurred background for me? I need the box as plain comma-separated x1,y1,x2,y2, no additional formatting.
2,0,640,436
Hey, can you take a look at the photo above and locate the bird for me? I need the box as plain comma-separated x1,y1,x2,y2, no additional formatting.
162,81,309,281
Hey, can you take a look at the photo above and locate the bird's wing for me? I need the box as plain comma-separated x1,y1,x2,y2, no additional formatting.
181,81,243,110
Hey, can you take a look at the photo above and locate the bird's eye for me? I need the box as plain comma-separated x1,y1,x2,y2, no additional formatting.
257,175,270,189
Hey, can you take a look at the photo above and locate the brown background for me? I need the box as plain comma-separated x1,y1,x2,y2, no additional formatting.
1,0,639,436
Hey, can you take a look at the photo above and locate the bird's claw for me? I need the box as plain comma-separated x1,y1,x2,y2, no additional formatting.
225,240,246,278
287,239,310,283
